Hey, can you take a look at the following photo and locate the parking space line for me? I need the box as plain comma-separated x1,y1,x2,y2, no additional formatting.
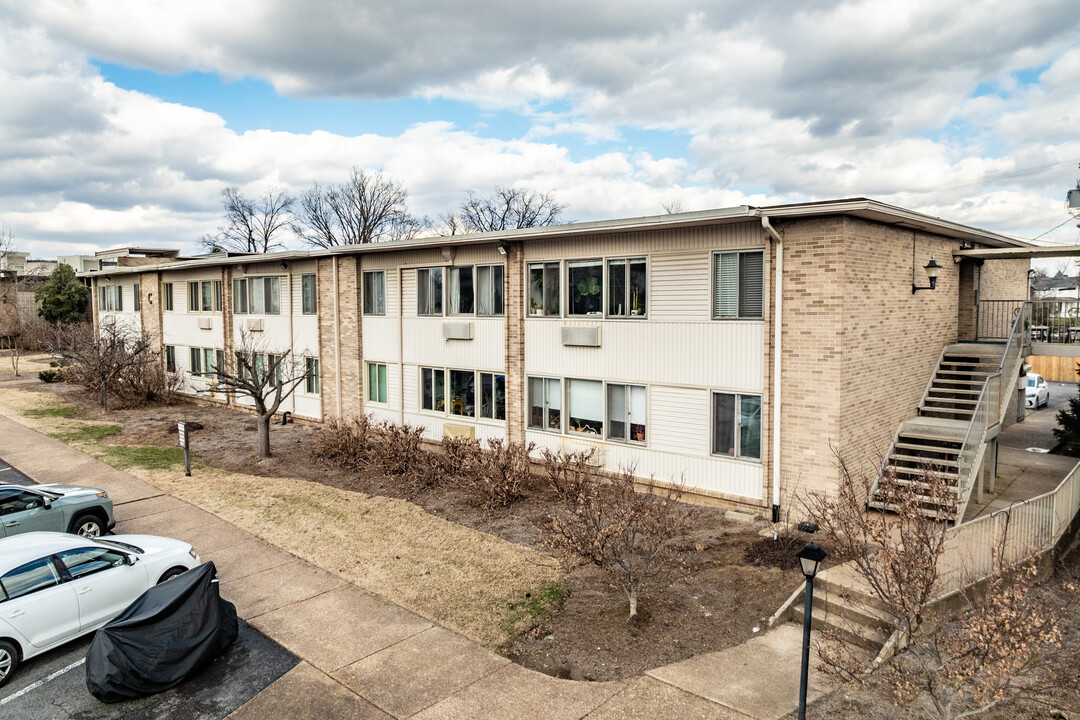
0,658,86,705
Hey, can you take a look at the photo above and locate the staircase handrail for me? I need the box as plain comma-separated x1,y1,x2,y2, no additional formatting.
995,301,1030,426
953,371,1000,525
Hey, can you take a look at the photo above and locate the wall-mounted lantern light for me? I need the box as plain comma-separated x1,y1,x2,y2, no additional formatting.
912,254,942,294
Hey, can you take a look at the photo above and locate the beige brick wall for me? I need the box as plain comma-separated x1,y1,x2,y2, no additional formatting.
315,256,364,419
778,217,967,498
139,272,161,341
504,242,526,442
979,257,1029,300
957,261,977,341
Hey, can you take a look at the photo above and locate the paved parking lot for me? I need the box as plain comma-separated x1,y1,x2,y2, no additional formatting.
0,458,34,486
0,621,298,719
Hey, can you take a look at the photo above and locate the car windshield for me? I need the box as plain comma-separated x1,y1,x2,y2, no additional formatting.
96,539,144,554
1027,377,1037,388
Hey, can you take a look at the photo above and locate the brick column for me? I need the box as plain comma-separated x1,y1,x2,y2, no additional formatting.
957,260,977,341
505,243,526,442
222,267,234,406
316,257,341,418
139,271,162,343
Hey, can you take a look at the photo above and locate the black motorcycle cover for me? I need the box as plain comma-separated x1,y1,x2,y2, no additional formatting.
85,561,238,703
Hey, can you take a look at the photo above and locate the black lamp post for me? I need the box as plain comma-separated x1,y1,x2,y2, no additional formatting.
797,542,828,720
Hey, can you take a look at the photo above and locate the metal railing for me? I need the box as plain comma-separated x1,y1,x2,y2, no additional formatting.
995,301,1029,424
976,299,1026,340
1028,300,1080,344
952,373,999,524
937,458,1080,596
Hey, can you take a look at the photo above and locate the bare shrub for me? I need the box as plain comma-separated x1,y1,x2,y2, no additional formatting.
547,466,691,618
113,354,184,406
541,447,597,501
312,415,374,468
369,419,425,481
52,321,157,411
439,437,535,508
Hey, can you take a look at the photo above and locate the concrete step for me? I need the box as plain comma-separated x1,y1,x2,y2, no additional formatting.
791,605,891,653
889,453,959,467
893,441,961,456
812,589,894,634
945,342,1006,355
922,397,980,406
927,388,983,396
868,499,957,520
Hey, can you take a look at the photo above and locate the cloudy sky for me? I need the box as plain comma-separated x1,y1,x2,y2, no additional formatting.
1,0,1079,260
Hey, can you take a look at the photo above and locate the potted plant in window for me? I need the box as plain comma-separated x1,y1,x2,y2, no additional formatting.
631,288,642,316
573,276,601,313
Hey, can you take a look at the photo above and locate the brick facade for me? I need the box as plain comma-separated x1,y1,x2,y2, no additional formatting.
138,271,161,341
979,258,1030,300
504,243,526,442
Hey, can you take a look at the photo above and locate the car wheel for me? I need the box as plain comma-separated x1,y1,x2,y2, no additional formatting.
157,567,188,585
69,513,105,538
0,639,19,688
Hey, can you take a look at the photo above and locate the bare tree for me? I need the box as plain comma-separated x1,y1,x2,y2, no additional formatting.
545,456,690,618
52,321,157,411
661,199,688,214
434,211,464,237
204,328,312,459
200,186,294,253
459,186,565,232
0,225,22,375
293,168,419,247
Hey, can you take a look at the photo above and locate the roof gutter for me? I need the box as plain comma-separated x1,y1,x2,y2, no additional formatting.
760,214,783,523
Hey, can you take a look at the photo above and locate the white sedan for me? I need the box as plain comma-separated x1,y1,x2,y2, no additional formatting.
0,532,200,686
1025,373,1050,409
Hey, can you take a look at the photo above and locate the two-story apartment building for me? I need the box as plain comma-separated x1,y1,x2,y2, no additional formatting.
88,199,1029,516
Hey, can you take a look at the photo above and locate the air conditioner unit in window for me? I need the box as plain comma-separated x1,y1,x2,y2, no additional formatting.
442,321,473,340
246,318,264,332
197,318,212,330
561,325,601,347
563,440,605,467
443,423,475,440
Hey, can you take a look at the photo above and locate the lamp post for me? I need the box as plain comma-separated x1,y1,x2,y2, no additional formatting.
797,542,828,720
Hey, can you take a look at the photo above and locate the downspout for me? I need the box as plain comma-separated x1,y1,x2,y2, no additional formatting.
333,256,342,417
287,271,294,414
398,267,405,423
761,215,783,523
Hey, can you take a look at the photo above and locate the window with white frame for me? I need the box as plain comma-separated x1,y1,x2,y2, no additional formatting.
232,277,280,315
567,378,604,435
133,284,141,312
449,369,475,416
568,260,604,316
99,285,122,312
417,268,443,316
363,271,385,315
187,280,222,313
479,372,505,420
528,262,560,317
188,347,223,377
165,345,176,373
476,265,504,316
367,362,387,403
711,392,761,460
420,367,446,411
607,383,647,443
301,274,317,315
528,376,562,431
163,283,174,311
447,266,474,315
305,357,320,395
713,251,763,319
607,258,647,318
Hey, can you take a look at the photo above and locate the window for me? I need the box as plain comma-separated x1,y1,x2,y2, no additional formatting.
133,283,141,312
480,372,506,420
232,277,279,314
567,379,603,435
99,285,122,312
0,488,48,515
528,262,560,316
712,392,762,460
448,266,474,315
233,278,249,315
164,283,174,311
56,547,128,579
449,370,475,417
367,362,387,403
363,271,385,315
476,265,504,316
607,258,647,318
713,251,764,319
165,346,176,373
213,280,222,311
0,557,61,601
608,384,647,443
569,260,603,316
301,274,317,315
187,280,218,312
528,377,562,431
189,347,202,376
417,268,443,316
421,368,445,411
305,357,320,395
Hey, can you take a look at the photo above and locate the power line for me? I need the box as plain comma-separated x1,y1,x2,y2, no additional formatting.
1032,215,1079,241
896,158,1078,195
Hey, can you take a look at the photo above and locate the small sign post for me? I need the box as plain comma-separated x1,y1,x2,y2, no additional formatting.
178,421,191,477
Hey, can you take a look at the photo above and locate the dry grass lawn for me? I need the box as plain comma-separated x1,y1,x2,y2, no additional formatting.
0,385,563,648
0,352,54,383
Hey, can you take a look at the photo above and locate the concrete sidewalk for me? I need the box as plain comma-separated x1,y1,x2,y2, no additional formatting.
0,414,827,720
